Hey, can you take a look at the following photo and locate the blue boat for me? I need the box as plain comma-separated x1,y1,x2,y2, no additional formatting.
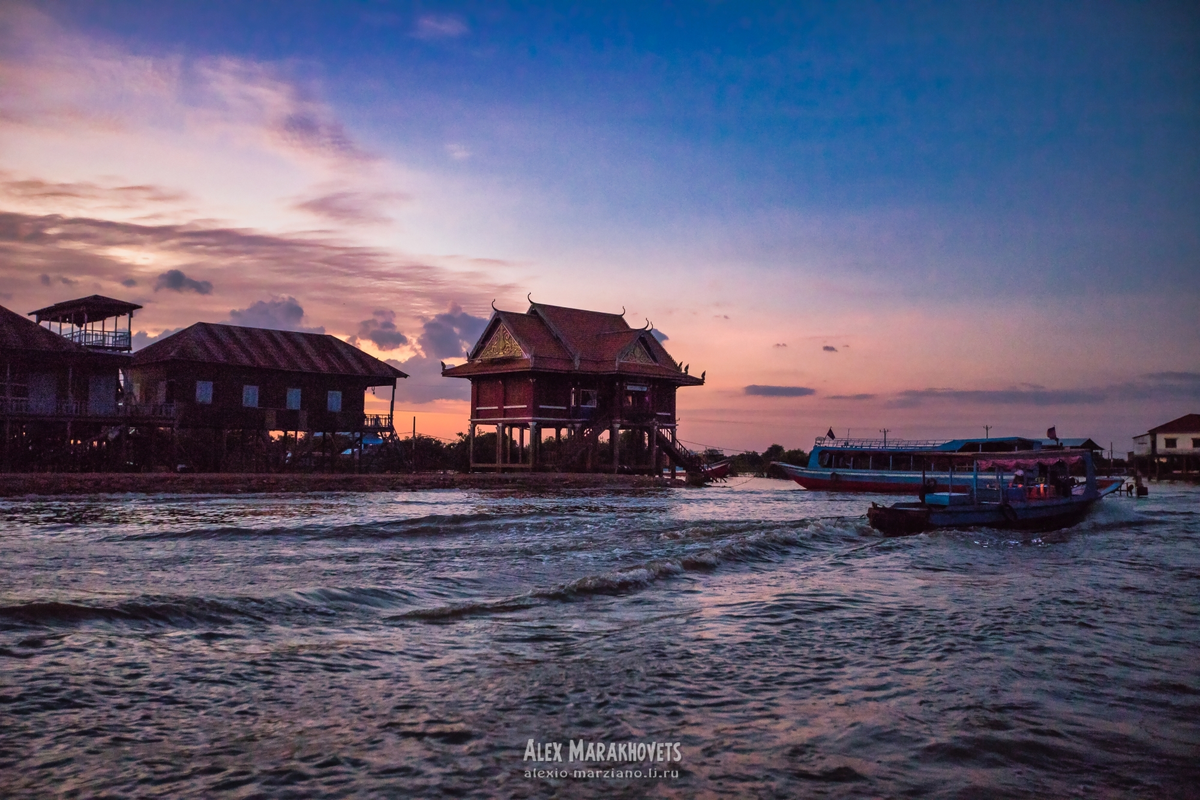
866,450,1121,535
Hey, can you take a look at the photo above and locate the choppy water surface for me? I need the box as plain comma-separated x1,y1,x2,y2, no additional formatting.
2,480,1198,798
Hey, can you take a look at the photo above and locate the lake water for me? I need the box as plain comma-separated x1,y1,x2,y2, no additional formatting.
1,479,1197,798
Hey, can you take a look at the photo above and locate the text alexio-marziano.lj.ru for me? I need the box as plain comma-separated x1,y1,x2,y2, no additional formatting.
523,739,683,778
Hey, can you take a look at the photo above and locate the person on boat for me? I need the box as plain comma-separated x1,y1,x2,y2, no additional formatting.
1010,469,1025,488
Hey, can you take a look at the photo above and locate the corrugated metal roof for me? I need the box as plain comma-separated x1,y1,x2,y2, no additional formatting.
29,295,142,325
447,302,702,384
1148,414,1200,435
1,304,84,353
133,322,407,382
0,304,130,366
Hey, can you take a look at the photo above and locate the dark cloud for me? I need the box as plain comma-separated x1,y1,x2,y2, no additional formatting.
39,273,76,287
651,329,669,343
228,296,324,334
39,273,50,286
292,190,409,226
0,211,514,315
1144,371,1200,383
389,303,488,403
773,343,786,348
823,345,838,352
745,385,817,397
828,393,876,400
155,268,213,295
352,309,408,351
120,277,137,287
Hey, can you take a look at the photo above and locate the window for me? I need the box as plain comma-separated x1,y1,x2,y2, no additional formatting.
243,385,259,408
327,390,342,412
1164,438,1177,449
580,389,598,408
196,381,213,404
286,388,301,410
1193,438,1200,449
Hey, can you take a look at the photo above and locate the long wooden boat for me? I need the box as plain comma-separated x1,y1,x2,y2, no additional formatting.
866,451,1120,536
774,434,1102,493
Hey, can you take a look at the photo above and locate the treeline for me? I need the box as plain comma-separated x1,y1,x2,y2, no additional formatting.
707,444,809,478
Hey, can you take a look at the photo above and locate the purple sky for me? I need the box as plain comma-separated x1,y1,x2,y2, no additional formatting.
1,2,1197,452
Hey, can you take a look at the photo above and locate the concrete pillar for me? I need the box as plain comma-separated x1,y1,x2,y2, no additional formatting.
612,424,620,473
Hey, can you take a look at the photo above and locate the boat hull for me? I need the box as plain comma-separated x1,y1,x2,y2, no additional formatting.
868,496,1099,536
776,462,947,493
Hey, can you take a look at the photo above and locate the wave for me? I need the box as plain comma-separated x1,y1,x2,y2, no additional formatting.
391,520,867,623
0,597,263,627
113,511,542,542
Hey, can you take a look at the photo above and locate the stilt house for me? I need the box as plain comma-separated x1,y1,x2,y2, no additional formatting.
130,322,406,471
441,301,705,473
2,297,168,471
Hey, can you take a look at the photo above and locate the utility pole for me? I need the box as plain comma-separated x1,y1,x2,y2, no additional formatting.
879,428,889,446
984,425,991,439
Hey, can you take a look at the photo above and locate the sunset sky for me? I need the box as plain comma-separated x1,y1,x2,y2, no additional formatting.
2,1,1197,453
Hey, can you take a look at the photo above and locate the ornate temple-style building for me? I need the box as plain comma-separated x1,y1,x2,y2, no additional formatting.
442,301,705,473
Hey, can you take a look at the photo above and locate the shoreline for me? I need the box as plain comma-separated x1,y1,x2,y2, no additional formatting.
0,471,680,497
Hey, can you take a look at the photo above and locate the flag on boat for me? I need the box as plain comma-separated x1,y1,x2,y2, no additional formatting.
1047,426,1057,440
826,428,836,439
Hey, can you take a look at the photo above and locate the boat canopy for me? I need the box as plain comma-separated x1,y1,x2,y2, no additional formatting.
976,453,1086,470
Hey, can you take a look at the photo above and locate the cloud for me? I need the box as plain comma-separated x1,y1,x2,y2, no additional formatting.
0,210,512,316
445,143,471,161
292,190,408,226
773,343,786,348
132,326,183,351
38,273,75,287
352,309,408,351
828,393,876,400
227,296,324,334
413,14,469,40
389,302,489,403
745,385,817,397
651,328,669,343
154,268,212,294
0,174,189,208
0,9,374,168
120,277,137,287
883,375,1200,409
823,345,838,352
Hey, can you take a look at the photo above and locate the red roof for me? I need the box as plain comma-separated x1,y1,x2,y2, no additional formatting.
444,302,703,384
133,322,406,383
1148,414,1200,435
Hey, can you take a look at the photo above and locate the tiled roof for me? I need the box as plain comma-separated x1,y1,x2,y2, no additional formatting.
132,322,406,382
446,302,703,384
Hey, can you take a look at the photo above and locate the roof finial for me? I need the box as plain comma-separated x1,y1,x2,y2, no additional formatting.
620,306,625,316
644,318,652,331
527,292,533,304
491,299,498,311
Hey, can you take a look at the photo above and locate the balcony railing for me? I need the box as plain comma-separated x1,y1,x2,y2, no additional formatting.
813,436,951,450
62,329,132,351
0,397,176,420
363,414,393,431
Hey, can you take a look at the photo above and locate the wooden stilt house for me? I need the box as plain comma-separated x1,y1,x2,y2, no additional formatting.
130,323,407,472
441,301,705,473
2,297,172,471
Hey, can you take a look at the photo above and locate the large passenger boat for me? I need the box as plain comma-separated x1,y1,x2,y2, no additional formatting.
774,434,1101,493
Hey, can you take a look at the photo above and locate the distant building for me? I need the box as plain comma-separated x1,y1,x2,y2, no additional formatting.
130,322,407,471
1132,413,1200,477
442,301,704,473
